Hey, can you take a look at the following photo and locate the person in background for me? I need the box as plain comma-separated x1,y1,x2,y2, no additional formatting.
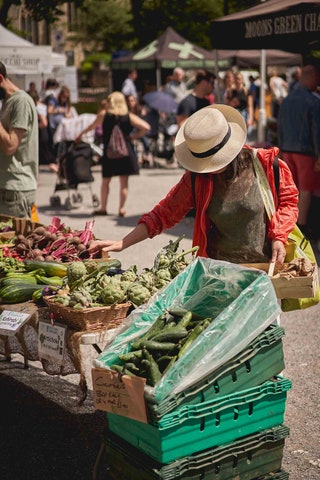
91,91,150,217
121,69,139,99
88,104,298,268
26,81,38,97
288,66,302,93
47,85,77,137
176,69,216,128
269,67,288,119
225,71,254,132
0,61,38,218
75,98,108,146
278,63,320,240
47,85,78,158
126,94,155,167
220,70,235,104
28,90,58,173
164,67,187,103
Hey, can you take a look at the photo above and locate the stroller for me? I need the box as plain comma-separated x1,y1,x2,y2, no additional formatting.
50,114,102,210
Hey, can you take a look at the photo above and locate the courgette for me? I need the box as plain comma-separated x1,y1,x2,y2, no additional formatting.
35,274,64,287
24,260,67,278
0,275,38,287
0,283,48,304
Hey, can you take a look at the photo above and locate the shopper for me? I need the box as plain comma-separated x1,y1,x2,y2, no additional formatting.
164,67,187,103
88,104,299,265
121,69,139,99
176,69,216,128
277,63,320,238
269,68,288,119
0,61,38,218
91,91,151,217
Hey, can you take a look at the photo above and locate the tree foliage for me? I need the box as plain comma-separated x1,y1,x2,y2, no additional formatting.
0,0,81,26
71,0,135,52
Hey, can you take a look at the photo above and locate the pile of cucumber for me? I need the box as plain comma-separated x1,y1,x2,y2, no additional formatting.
111,308,212,386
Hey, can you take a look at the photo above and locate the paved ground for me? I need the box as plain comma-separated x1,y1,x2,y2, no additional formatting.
0,163,319,479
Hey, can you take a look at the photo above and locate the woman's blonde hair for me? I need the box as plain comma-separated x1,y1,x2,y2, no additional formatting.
107,91,129,116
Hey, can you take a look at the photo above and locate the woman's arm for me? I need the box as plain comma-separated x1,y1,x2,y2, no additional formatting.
89,222,150,255
129,112,151,139
75,110,106,142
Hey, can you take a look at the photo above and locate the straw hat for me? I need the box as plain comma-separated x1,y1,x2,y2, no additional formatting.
107,91,129,116
174,104,247,173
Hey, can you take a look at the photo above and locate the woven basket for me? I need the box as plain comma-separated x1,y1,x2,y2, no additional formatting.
44,297,131,331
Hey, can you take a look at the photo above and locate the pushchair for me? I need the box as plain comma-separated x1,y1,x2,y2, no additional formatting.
50,114,102,210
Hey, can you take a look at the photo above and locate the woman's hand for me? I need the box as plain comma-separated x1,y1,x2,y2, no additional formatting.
271,239,286,264
88,239,124,255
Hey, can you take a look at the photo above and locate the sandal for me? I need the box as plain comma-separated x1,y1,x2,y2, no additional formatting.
118,209,126,217
93,210,108,216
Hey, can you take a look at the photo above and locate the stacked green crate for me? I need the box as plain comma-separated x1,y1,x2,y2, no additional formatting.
93,259,290,478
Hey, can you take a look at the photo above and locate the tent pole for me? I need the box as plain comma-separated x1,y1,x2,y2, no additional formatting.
156,63,161,90
214,50,223,103
258,49,267,143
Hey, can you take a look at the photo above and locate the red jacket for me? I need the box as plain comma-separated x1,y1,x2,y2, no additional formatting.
138,146,299,257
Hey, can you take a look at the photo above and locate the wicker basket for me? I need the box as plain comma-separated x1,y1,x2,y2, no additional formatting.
44,297,131,331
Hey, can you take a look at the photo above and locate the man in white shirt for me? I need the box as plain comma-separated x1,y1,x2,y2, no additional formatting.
121,69,138,99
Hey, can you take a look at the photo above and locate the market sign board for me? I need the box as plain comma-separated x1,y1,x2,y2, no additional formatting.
92,367,148,423
0,310,31,336
38,320,66,365
210,1,320,52
0,46,52,74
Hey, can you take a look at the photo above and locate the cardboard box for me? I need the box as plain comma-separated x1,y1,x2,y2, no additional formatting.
242,263,318,299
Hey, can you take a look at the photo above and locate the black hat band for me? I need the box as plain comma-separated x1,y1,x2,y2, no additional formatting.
190,126,231,159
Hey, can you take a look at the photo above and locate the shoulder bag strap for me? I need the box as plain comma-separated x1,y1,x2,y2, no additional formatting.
252,148,277,221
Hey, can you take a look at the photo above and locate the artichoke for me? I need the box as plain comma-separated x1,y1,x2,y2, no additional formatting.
100,284,126,305
127,284,151,306
67,261,87,286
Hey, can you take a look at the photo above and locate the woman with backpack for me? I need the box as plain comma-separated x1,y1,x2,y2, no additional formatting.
76,91,150,216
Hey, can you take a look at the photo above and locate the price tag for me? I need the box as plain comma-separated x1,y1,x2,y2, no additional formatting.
92,367,148,423
0,310,31,336
38,321,66,365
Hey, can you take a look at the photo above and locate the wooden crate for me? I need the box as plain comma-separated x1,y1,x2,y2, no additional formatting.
241,263,318,299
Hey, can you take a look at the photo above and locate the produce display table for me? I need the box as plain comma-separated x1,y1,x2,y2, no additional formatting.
0,302,121,404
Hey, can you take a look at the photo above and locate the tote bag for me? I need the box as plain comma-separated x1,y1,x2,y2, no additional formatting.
253,154,320,312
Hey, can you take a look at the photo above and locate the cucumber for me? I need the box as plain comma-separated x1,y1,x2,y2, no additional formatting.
151,328,189,343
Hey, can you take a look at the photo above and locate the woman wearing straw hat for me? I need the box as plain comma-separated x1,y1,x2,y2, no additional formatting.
89,104,298,265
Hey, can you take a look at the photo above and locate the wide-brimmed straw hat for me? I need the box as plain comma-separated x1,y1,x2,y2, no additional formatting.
174,104,247,173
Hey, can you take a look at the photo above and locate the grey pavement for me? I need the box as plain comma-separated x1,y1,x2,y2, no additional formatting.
0,162,319,479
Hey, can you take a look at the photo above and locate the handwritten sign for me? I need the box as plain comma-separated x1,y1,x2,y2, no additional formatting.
38,321,66,365
92,367,148,423
0,310,31,336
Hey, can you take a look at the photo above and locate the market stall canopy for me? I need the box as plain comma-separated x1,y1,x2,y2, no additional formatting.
112,27,216,72
210,0,320,53
0,24,65,75
216,49,302,68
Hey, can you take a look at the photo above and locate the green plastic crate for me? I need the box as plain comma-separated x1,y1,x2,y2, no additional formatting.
147,324,285,421
107,376,291,463
98,425,289,480
95,258,281,405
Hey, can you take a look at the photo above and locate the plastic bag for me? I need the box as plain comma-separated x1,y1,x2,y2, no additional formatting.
94,257,280,404
281,225,320,312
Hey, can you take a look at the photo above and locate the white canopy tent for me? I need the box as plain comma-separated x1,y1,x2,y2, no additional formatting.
0,24,78,101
